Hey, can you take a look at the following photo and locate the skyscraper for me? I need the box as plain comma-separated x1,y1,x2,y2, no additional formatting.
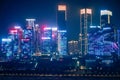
26,19,36,29
79,8,92,56
58,30,67,55
100,10,112,28
57,4,67,55
57,5,67,30
68,40,79,55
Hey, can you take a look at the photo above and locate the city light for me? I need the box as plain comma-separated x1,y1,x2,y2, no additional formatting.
14,26,21,29
103,27,111,30
44,27,51,30
35,24,39,27
80,9,85,14
21,38,30,41
58,30,67,32
26,19,36,21
52,27,58,31
80,9,92,14
101,10,112,16
58,5,66,11
90,26,101,28
2,38,12,42
86,9,92,14
9,29,18,34
41,37,51,40
0,2,120,75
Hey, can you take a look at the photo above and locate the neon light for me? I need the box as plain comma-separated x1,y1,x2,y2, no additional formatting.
80,9,85,14
86,9,92,14
58,30,67,32
35,24,39,27
14,26,21,29
52,34,55,38
103,27,111,30
2,38,12,42
41,37,51,40
10,30,18,34
90,26,101,28
101,10,112,16
44,27,51,30
58,5,66,11
26,19,36,21
52,27,57,31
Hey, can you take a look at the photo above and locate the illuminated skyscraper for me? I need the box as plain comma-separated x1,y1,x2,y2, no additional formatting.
26,19,36,29
79,8,92,56
1,38,12,61
58,30,67,55
8,26,23,59
100,10,112,28
57,4,67,55
41,27,52,54
57,5,67,30
51,27,58,53
40,26,58,55
22,29,33,57
68,41,79,55
26,19,40,55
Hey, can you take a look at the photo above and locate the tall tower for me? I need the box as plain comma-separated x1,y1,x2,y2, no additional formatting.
57,4,67,56
100,10,112,28
79,8,92,56
26,19,36,55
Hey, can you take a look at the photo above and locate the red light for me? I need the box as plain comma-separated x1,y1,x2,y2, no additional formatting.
41,25,47,30
10,30,18,34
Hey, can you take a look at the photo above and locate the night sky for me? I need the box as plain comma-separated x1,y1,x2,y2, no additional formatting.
0,0,120,40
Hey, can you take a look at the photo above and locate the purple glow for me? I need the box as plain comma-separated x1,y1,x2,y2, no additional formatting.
113,43,119,49
41,37,51,40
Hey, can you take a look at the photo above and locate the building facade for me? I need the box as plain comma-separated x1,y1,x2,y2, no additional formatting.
57,5,67,55
79,8,92,56
100,10,112,28
68,40,79,55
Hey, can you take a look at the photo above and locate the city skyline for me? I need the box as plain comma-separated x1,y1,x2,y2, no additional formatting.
1,1,120,79
0,0,120,40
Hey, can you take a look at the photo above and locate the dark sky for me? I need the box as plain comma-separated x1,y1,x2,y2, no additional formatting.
0,0,120,40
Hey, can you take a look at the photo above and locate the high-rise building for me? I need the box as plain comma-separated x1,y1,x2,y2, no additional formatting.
26,19,39,55
57,4,67,56
21,38,31,58
117,30,120,58
26,19,36,29
68,40,79,55
1,38,12,61
22,29,33,57
58,30,67,55
100,10,112,28
51,27,58,53
57,5,67,30
79,8,92,56
88,26,101,55
41,27,52,54
8,26,23,59
40,26,58,55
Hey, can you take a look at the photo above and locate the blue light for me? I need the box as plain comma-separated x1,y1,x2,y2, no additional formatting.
58,30,67,32
2,38,12,42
